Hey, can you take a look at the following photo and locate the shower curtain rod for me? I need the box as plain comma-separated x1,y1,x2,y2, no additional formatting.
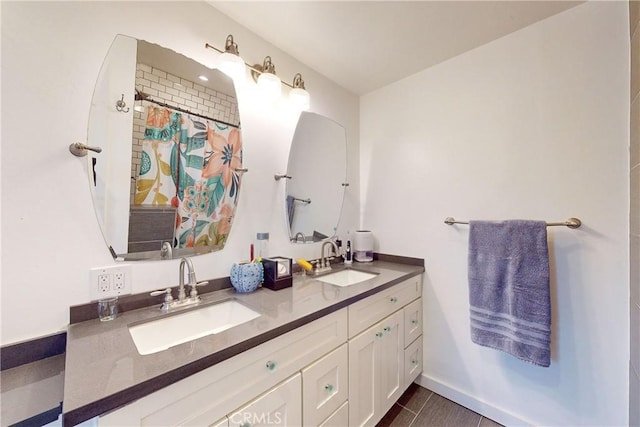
444,217,582,229
136,93,240,129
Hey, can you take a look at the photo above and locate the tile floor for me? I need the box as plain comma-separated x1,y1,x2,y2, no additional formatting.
377,383,503,427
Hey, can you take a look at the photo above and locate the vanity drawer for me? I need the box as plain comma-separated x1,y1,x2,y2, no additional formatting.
227,373,301,427
404,335,423,389
319,401,348,427
302,343,348,426
404,298,422,347
100,309,347,426
348,275,422,338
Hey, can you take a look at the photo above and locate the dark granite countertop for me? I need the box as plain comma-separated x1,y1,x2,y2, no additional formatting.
62,259,424,426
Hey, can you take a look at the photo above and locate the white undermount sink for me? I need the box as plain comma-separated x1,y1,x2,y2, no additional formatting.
128,299,261,355
316,269,378,287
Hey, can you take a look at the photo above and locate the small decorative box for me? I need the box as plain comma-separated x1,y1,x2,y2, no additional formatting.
262,257,293,290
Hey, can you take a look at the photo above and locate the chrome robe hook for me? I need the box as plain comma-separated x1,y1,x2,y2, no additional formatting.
115,94,129,113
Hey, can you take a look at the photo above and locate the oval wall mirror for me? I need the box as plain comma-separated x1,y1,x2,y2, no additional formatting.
87,35,243,261
285,112,347,243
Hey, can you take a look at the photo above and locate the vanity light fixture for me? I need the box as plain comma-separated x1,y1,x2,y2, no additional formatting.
255,56,282,99
205,35,311,105
208,35,246,79
289,73,310,111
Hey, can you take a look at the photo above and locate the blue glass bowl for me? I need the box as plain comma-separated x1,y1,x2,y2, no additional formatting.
230,262,263,293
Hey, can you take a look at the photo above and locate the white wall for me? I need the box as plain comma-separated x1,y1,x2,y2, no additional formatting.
0,2,359,344
360,2,628,426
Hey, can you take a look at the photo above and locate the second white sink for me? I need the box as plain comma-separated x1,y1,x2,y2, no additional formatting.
128,299,261,355
316,269,378,287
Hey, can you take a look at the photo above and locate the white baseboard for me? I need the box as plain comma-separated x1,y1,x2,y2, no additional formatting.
416,374,533,427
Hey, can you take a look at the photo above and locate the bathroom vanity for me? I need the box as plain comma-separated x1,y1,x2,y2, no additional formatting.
62,259,424,426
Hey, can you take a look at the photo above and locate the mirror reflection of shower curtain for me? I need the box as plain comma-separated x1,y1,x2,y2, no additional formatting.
134,105,242,249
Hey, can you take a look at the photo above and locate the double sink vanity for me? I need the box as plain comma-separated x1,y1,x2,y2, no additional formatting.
63,258,424,426
62,33,424,427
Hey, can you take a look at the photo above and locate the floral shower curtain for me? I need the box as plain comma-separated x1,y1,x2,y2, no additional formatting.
134,105,242,249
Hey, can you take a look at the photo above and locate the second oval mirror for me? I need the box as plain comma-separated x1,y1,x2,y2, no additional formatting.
285,112,347,243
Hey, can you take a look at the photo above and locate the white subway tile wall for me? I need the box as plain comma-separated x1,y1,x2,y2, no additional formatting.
130,63,240,202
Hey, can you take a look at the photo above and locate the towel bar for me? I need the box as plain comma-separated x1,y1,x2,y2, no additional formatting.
444,217,581,229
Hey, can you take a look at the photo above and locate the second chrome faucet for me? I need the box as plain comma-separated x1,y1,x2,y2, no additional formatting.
316,240,340,274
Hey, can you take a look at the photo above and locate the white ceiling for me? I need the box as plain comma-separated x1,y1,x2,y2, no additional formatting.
207,1,582,95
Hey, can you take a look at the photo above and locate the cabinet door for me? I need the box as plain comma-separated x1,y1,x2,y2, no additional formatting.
349,309,406,427
348,326,378,427
227,374,301,427
302,344,348,426
378,310,404,415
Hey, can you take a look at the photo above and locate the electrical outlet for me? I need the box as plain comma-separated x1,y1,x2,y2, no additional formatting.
90,265,132,301
98,274,110,293
113,272,125,290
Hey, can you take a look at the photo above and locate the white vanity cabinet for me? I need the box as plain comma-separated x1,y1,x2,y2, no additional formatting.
96,273,423,427
347,276,423,427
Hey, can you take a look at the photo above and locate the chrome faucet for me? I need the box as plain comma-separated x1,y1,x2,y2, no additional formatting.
317,240,340,273
178,257,198,302
293,232,305,243
150,257,202,312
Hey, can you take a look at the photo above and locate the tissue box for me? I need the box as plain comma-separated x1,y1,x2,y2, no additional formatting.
262,257,293,290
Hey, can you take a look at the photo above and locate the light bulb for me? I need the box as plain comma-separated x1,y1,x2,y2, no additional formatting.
257,72,281,100
217,52,246,79
289,87,310,110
